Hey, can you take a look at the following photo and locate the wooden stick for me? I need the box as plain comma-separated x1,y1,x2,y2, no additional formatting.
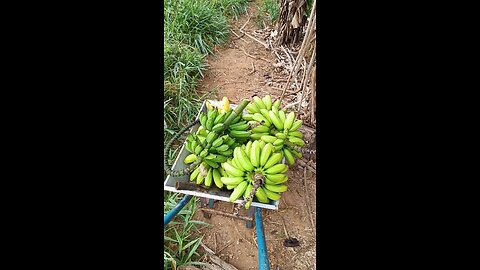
239,29,269,49
198,208,253,222
240,16,251,31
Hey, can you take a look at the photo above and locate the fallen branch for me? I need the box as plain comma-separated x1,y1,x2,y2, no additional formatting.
239,29,269,49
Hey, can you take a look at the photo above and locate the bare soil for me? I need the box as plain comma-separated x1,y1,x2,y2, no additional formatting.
191,2,317,270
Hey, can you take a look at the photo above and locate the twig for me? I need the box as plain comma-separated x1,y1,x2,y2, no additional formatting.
240,16,251,31
230,29,246,41
284,101,300,109
216,241,233,254
239,29,269,49
248,62,256,75
304,167,316,236
280,216,290,238
214,232,217,254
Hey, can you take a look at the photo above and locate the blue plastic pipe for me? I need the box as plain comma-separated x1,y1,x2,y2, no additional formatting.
164,195,193,228
255,207,270,270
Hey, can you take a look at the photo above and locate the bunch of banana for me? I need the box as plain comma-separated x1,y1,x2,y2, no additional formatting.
188,161,229,188
243,95,305,166
199,97,250,145
220,141,289,208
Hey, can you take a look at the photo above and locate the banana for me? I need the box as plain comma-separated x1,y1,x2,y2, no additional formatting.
246,103,260,114
253,96,267,110
230,130,250,138
291,149,303,158
225,137,236,146
212,155,228,163
258,140,266,150
263,95,272,110
223,162,245,177
204,159,219,168
212,169,223,188
252,125,270,133
261,135,277,144
263,152,283,169
250,132,269,140
217,149,233,156
264,163,288,174
273,139,284,146
197,126,208,136
264,183,288,193
260,143,273,167
199,113,207,127
229,122,249,131
229,120,247,128
218,167,227,177
190,167,200,181
242,114,255,121
268,111,283,130
229,181,248,202
288,130,303,138
289,120,303,132
226,185,236,190
288,136,305,147
245,141,253,156
220,176,245,186
263,188,281,201
185,140,192,153
205,118,214,131
196,173,205,185
207,108,218,121
206,131,217,143
278,110,286,127
215,144,229,152
272,99,281,110
194,144,203,155
212,123,224,132
274,145,283,151
265,174,288,184
255,187,270,203
275,132,287,139
259,109,271,120
283,148,295,165
214,113,226,125
199,149,209,158
205,154,217,160
284,111,295,130
271,105,279,117
232,157,243,170
205,169,213,187
244,183,254,209
252,140,262,167
238,147,254,171
212,137,224,148
252,113,271,126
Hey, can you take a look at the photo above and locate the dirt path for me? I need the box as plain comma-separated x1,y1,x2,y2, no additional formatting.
194,2,317,269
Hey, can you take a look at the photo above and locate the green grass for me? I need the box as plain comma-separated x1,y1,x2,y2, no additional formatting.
260,0,280,24
163,0,249,268
164,192,210,269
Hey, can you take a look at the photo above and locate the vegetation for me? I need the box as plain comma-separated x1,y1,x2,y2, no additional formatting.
261,0,280,24
163,0,249,268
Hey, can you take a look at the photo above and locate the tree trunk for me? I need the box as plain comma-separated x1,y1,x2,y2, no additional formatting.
275,0,307,46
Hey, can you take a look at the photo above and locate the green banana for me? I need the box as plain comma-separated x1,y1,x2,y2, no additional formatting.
206,118,214,131
263,188,281,201
212,123,224,132
229,122,249,131
259,109,270,120
252,125,270,133
272,99,281,109
246,103,260,114
271,105,279,117
288,130,303,138
252,113,271,126
253,96,266,110
212,169,223,188
218,167,227,177
261,135,277,144
238,147,254,171
265,173,288,184
275,132,287,139
220,176,245,186
215,144,229,152
273,139,284,146
278,110,286,126
283,148,295,165
242,114,255,121
223,162,244,177
217,149,233,156
229,181,248,202
185,140,192,153
250,132,269,140
265,164,288,174
263,95,272,110
264,183,288,193
226,185,236,190
213,113,226,125
230,130,250,138
212,137,224,148
260,143,273,167
204,159,219,168
288,136,305,147
263,152,283,169
289,120,302,132
258,140,266,150
206,131,217,143
284,111,295,130
199,114,207,127
194,144,203,155
245,141,253,156
255,187,270,203
268,111,284,130
190,167,200,181
196,173,205,185
244,183,254,209
291,149,303,158
250,140,260,167
205,169,213,187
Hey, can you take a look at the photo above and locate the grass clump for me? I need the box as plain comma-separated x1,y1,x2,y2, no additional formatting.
260,0,280,24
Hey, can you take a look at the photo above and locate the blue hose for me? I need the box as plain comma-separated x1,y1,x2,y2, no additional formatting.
255,207,270,270
164,195,193,228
